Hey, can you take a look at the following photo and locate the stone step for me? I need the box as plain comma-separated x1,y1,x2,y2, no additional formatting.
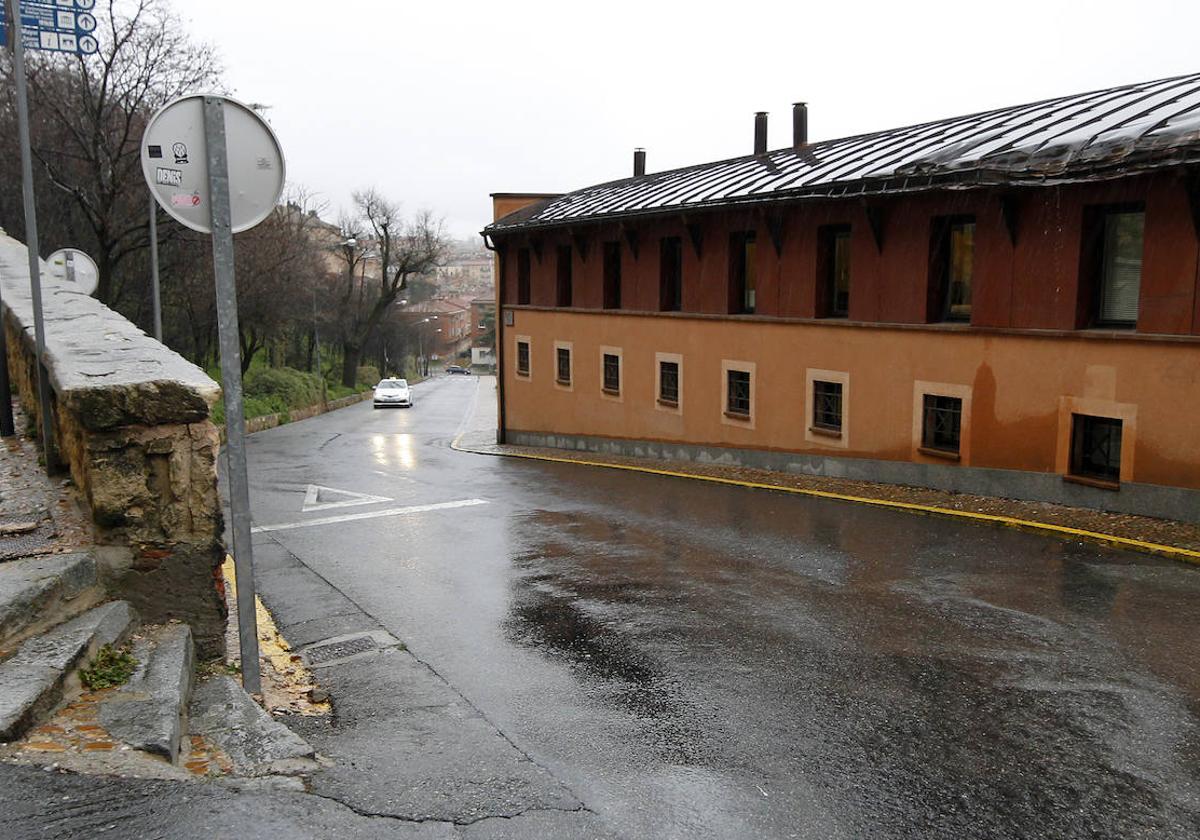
190,675,316,777
98,623,195,763
0,601,137,742
0,552,103,654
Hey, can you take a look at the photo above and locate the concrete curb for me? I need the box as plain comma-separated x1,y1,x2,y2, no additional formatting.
451,440,1200,566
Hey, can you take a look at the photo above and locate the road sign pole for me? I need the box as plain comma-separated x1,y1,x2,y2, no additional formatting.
203,96,261,695
149,194,162,341
8,0,57,468
0,3,14,438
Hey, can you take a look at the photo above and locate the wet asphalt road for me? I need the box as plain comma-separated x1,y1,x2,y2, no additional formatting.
243,375,1200,839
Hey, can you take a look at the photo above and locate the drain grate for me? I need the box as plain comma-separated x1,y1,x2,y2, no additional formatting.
0,524,53,561
305,636,378,664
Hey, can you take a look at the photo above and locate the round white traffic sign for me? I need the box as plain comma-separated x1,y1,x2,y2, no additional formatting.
46,248,100,296
140,94,285,235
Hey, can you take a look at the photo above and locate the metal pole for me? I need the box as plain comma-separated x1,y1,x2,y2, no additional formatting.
203,96,261,696
9,0,55,466
149,195,162,342
0,1,14,438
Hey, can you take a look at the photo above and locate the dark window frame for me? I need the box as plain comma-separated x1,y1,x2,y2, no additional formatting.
516,340,530,376
603,241,622,310
602,352,620,393
726,369,751,417
659,237,683,312
1080,202,1145,329
921,394,962,454
555,346,571,385
817,224,852,318
659,360,679,405
1070,414,1123,483
516,249,531,305
928,215,975,323
812,380,843,432
728,230,757,314
555,245,573,308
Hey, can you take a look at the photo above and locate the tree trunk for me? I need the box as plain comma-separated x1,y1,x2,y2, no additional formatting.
341,344,360,388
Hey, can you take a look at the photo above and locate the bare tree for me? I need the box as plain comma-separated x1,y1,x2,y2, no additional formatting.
332,189,447,387
0,0,223,306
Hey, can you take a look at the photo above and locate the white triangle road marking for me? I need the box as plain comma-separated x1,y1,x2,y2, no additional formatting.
254,498,489,534
302,484,393,512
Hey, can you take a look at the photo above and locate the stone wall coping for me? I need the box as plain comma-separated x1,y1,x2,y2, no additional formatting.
0,234,220,430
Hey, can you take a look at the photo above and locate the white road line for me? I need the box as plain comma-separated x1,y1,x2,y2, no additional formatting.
252,498,489,534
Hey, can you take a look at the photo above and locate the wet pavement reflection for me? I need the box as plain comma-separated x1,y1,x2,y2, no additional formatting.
498,462,1200,838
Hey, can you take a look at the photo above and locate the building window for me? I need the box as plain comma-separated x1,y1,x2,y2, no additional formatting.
517,249,531,305
556,346,571,384
556,245,573,307
812,380,843,432
1096,209,1144,326
602,353,620,393
1070,415,1123,483
659,360,679,405
922,394,962,453
603,241,622,310
516,340,530,376
930,217,975,322
660,237,682,312
729,231,757,314
726,369,751,416
818,225,851,317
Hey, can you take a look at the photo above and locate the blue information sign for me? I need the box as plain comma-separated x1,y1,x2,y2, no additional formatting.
1,0,98,55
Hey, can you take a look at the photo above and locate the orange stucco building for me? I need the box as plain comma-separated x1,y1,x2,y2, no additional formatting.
484,75,1200,522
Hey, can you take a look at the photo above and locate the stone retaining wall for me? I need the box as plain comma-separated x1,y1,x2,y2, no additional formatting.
0,234,226,657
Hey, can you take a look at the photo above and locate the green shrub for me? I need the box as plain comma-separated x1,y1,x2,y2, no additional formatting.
356,365,380,387
80,644,137,690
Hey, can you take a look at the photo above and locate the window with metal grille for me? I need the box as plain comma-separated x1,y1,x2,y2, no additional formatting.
556,347,571,384
812,380,842,432
729,231,756,314
659,361,679,404
517,249,531,305
1098,210,1144,326
603,242,622,309
660,237,682,312
818,225,852,317
727,369,751,416
603,353,620,393
922,394,962,453
1070,414,1122,482
556,246,573,307
516,341,530,376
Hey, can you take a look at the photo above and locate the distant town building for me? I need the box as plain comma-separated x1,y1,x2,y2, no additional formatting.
395,298,474,361
483,73,1200,521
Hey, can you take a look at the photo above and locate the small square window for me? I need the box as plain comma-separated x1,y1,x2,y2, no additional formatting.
516,341,530,376
659,361,679,404
922,394,962,453
727,369,751,416
812,380,843,432
1070,414,1123,482
556,347,571,384
602,353,620,393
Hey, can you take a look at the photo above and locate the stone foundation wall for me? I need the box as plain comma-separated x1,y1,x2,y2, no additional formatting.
0,234,226,657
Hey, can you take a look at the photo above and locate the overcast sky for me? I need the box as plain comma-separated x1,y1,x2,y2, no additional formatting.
181,0,1195,241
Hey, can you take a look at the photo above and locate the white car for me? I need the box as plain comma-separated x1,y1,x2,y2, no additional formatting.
373,378,412,408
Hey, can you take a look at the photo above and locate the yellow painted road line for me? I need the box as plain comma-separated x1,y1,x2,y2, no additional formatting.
451,442,1200,565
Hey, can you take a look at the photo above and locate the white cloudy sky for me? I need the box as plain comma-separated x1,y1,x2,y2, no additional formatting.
180,0,1195,240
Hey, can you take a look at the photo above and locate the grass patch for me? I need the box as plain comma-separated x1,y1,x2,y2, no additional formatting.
80,644,137,690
